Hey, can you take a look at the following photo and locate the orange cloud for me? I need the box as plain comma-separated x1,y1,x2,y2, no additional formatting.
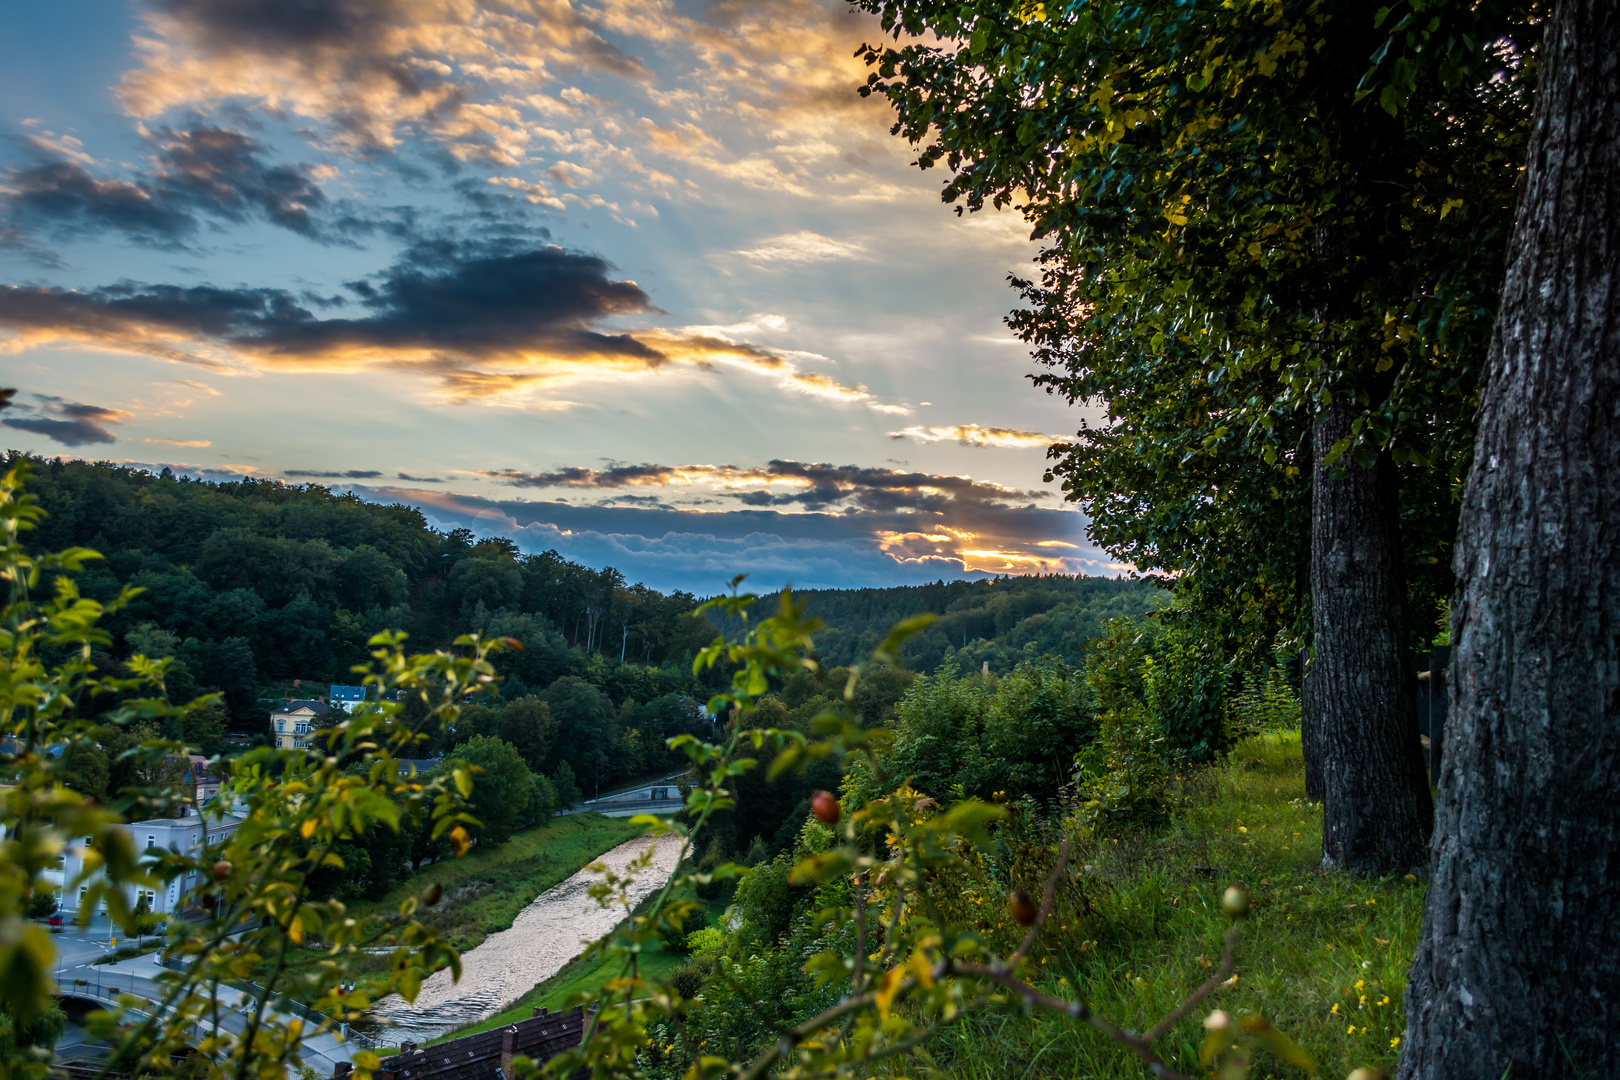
888,424,1064,448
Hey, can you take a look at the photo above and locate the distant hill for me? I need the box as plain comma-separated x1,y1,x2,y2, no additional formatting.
719,575,1161,673
13,454,1154,713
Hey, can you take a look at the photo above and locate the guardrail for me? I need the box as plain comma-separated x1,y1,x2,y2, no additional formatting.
155,956,374,1046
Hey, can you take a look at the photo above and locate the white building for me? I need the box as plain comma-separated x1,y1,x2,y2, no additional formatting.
46,812,246,917
271,699,332,750
329,685,367,713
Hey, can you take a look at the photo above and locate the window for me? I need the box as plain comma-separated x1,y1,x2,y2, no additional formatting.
146,835,157,849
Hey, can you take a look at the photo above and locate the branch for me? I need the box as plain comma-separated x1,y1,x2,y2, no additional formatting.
1008,834,1072,966
1142,924,1237,1043
951,963,1196,1080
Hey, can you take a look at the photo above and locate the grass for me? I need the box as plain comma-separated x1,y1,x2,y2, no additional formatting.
925,731,1421,1079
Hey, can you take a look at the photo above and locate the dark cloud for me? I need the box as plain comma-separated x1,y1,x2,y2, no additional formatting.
283,468,383,478
350,486,1111,593
397,472,443,483
152,126,331,236
2,127,361,248
1,396,132,447
1,159,195,244
483,459,1046,514
0,242,665,373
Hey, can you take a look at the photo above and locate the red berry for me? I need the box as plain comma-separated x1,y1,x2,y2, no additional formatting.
811,791,840,825
212,860,232,880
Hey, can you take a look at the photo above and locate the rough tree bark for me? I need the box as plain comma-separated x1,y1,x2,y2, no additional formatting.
1297,432,1326,802
1399,1,1620,1075
1306,400,1433,874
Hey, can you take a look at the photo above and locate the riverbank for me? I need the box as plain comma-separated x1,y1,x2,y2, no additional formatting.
364,831,685,1044
348,812,646,953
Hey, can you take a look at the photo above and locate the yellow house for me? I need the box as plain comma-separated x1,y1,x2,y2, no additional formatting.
270,698,332,750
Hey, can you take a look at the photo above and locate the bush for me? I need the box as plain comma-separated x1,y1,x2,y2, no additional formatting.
684,927,725,957
26,891,56,920
666,955,716,1000
1226,665,1302,738
882,658,1095,804
1143,628,1229,762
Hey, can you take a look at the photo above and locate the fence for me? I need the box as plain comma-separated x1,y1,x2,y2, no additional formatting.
156,956,374,1046
1415,647,1450,785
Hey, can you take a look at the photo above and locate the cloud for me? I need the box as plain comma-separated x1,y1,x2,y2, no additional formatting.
1,397,133,446
283,468,384,479
888,424,1063,449
729,230,870,265
146,437,212,446
118,0,648,160
0,241,913,413
0,242,661,377
110,0,912,213
477,458,1048,513
355,484,1119,592
397,471,444,483
1,126,351,247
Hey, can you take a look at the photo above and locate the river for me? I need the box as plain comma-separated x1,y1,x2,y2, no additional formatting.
355,831,685,1045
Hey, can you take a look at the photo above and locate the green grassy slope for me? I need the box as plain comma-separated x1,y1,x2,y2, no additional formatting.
931,732,1419,1078
347,813,646,953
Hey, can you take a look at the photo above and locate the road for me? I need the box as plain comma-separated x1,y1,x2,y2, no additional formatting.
52,933,357,1075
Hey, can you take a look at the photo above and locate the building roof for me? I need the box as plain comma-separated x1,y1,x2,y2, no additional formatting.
128,812,246,830
330,685,367,701
272,699,332,716
358,1006,585,1080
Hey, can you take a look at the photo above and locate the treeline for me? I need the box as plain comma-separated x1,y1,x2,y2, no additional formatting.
782,575,1158,672
18,455,717,726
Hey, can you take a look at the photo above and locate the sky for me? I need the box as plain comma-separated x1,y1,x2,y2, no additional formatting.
0,0,1117,594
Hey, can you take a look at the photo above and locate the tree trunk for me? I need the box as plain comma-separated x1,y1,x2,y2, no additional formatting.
1306,399,1433,875
1399,2,1620,1075
1298,429,1325,801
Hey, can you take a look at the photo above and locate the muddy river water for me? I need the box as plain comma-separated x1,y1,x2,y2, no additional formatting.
356,831,684,1045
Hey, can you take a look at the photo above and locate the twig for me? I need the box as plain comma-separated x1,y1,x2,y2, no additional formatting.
851,872,867,995
951,963,1195,1080
1008,835,1072,966
1142,924,1237,1043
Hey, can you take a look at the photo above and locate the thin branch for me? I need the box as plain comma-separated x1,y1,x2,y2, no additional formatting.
1008,834,1072,966
851,873,867,995
1142,924,1237,1043
951,963,1196,1080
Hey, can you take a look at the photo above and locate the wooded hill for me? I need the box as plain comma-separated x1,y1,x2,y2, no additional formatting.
18,454,1156,723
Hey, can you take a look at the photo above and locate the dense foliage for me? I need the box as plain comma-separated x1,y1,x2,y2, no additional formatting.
779,576,1158,671
853,0,1538,661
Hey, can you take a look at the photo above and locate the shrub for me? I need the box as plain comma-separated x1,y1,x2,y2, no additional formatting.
684,927,725,958
1227,665,1303,738
665,955,717,1000
1143,628,1229,762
